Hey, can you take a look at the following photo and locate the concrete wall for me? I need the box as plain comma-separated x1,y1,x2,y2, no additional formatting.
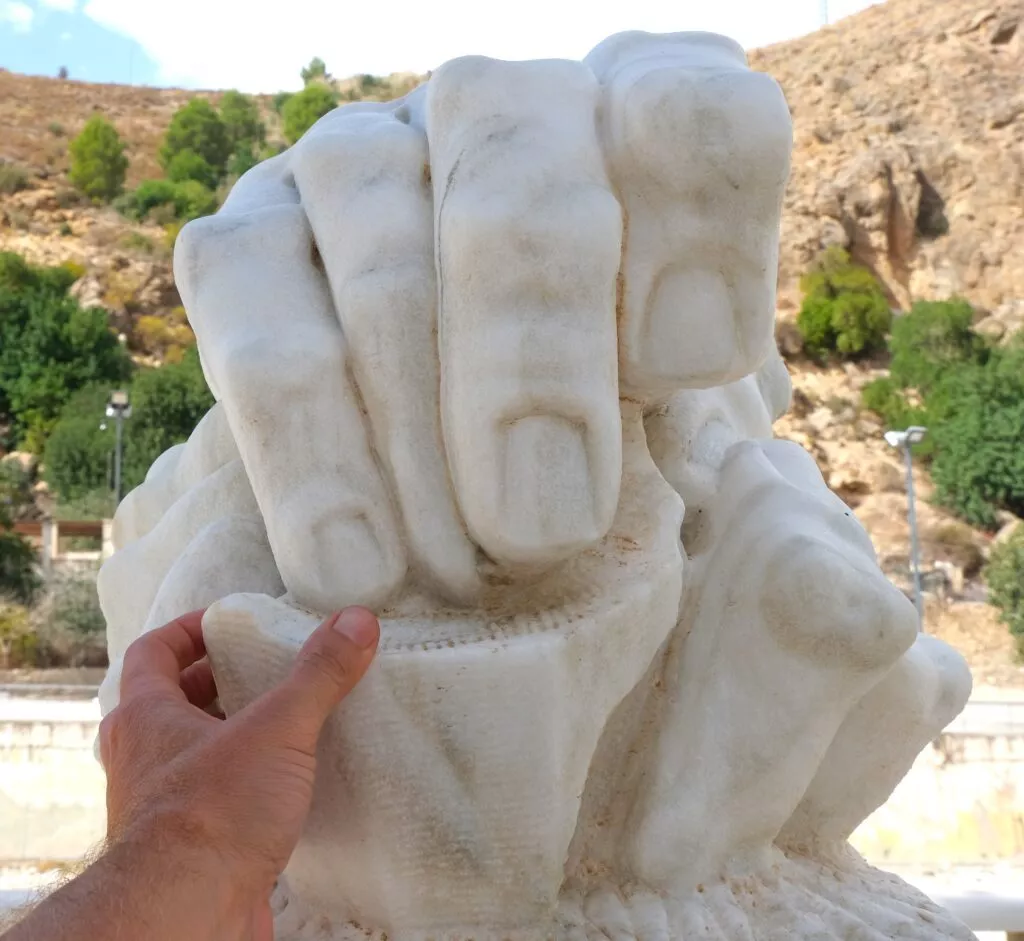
0,701,105,863
2,699,1024,869
853,732,1024,866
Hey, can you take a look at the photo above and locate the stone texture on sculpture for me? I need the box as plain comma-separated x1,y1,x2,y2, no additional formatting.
97,30,976,941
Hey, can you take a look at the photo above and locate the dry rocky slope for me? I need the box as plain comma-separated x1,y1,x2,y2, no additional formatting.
1,0,1022,683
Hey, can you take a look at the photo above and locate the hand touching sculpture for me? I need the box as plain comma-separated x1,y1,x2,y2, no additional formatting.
96,29,974,941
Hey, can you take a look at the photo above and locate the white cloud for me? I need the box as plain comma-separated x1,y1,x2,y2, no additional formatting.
82,0,883,92
38,0,78,10
0,0,34,32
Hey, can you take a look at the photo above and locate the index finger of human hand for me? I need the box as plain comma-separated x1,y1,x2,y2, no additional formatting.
120,609,208,701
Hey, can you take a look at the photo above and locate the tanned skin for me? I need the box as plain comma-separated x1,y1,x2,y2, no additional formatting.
2,606,381,941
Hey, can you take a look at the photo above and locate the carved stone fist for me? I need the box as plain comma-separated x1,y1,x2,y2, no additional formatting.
97,30,973,941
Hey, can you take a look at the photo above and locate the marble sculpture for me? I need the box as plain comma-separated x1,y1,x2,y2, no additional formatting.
97,30,977,941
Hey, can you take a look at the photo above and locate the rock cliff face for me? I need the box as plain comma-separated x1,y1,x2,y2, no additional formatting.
750,0,1023,328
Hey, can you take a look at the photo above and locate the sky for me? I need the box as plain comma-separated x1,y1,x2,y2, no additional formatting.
0,0,883,92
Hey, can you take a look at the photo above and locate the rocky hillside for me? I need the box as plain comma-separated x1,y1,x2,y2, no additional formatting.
1,0,1022,680
751,0,1023,335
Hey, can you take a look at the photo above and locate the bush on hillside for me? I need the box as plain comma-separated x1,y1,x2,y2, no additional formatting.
116,177,218,223
220,90,266,152
0,253,131,450
68,116,129,203
888,298,988,392
166,149,221,189
927,345,1024,529
160,100,231,185
45,348,214,502
987,527,1024,659
282,85,338,144
796,246,892,359
32,570,107,667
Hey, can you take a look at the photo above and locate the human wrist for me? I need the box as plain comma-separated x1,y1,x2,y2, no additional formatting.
105,814,255,940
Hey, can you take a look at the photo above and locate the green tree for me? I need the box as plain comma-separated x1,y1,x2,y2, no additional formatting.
220,90,266,151
0,254,131,450
282,85,337,144
796,247,892,360
889,298,988,392
160,100,231,185
116,178,218,223
44,349,214,502
121,348,214,488
301,57,329,86
68,116,129,203
165,149,220,189
987,527,1024,658
0,462,38,605
927,345,1024,529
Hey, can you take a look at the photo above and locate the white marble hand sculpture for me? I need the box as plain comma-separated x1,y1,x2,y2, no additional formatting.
97,30,975,941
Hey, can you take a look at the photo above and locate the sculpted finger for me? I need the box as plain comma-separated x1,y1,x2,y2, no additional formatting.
777,633,972,848
174,153,406,612
586,31,792,393
98,460,259,666
427,57,622,566
113,404,237,549
291,108,479,602
98,513,283,717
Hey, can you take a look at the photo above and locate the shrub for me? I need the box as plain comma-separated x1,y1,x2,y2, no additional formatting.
301,57,329,86
31,570,107,667
166,149,221,189
0,162,29,195
889,298,988,393
272,91,294,115
0,535,39,606
282,85,338,144
987,527,1024,658
927,346,1024,529
860,376,930,439
227,143,261,179
68,116,129,203
0,253,131,450
49,122,65,137
119,231,156,254
796,247,892,359
0,600,37,668
117,178,218,223
133,310,195,363
220,90,266,151
160,99,231,185
43,385,118,501
45,349,213,502
925,522,985,578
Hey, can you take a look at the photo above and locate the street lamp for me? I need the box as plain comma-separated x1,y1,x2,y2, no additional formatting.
884,425,927,627
106,390,132,507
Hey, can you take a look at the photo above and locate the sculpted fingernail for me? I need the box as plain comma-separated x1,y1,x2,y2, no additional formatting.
500,415,598,562
332,607,379,649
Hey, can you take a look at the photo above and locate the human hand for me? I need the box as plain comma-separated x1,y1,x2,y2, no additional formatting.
99,606,379,940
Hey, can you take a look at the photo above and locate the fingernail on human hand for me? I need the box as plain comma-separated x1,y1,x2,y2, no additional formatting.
331,607,379,649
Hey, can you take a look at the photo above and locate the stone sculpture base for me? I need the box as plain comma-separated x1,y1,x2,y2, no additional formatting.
271,844,973,941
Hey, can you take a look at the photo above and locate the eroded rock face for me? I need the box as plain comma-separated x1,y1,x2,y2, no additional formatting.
753,0,1024,317
98,33,975,941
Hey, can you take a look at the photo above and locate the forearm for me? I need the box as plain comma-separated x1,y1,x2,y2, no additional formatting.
2,838,249,941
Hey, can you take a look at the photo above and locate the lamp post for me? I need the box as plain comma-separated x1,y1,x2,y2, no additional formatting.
884,425,927,627
106,390,132,507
